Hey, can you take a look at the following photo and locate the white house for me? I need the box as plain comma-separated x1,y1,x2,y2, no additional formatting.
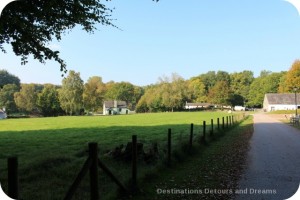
263,93,300,112
103,100,130,115
185,102,213,110
0,109,7,119
234,106,246,111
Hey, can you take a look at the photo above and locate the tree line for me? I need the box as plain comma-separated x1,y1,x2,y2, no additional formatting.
0,60,300,116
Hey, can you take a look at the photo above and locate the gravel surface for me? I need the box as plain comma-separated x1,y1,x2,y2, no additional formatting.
235,113,300,200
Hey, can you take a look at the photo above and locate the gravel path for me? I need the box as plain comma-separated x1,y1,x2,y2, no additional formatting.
235,113,300,200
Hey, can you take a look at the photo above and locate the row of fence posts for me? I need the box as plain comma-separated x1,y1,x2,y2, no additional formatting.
4,114,246,200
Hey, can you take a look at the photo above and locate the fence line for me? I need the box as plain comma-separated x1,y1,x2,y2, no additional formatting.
5,113,247,200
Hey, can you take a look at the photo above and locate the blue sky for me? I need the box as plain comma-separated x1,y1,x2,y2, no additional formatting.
1,0,300,86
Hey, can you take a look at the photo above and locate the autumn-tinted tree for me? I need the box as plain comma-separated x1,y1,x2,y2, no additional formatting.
186,77,207,102
159,73,187,112
278,60,300,92
37,84,61,116
136,86,164,113
14,84,37,113
0,70,20,89
208,81,232,109
58,70,84,115
0,84,19,113
83,76,106,112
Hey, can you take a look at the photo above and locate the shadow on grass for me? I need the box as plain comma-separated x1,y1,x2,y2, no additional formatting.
0,121,245,200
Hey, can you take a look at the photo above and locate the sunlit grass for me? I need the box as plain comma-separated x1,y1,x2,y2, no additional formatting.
0,111,240,200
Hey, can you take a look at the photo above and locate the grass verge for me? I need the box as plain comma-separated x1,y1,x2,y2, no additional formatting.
130,116,253,200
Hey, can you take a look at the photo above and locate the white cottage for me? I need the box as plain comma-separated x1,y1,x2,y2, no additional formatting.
0,109,7,119
185,102,213,110
103,100,130,115
263,93,300,112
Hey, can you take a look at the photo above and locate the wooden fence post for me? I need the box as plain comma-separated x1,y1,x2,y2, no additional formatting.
210,119,213,136
132,135,138,193
89,143,99,200
8,157,18,199
226,116,229,128
189,123,194,148
217,118,220,131
202,121,206,143
222,117,225,130
229,116,232,127
167,129,172,166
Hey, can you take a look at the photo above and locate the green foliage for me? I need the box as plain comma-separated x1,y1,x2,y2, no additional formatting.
230,70,254,105
83,76,106,112
247,71,285,107
37,84,62,116
160,73,187,111
187,77,207,102
0,84,19,113
58,70,84,115
14,84,37,112
105,81,143,110
208,81,232,108
0,70,20,89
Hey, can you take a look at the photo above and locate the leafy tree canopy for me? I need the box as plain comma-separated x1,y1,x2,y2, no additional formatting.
59,70,84,115
0,70,20,88
0,83,19,113
279,60,300,92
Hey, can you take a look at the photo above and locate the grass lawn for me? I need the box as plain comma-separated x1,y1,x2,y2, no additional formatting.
0,112,244,200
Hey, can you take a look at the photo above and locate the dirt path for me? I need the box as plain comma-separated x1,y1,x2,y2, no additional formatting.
235,113,300,200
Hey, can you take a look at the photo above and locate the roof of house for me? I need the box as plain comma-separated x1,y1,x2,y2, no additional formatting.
0,109,4,114
103,100,127,108
265,93,300,105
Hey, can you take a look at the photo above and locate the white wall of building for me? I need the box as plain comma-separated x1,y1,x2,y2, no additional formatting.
265,104,298,112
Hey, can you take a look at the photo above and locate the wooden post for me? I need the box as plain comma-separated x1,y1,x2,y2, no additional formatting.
232,115,234,124
97,159,128,195
217,118,220,131
64,157,92,200
132,135,138,193
8,157,18,199
229,116,232,127
210,119,213,136
89,143,99,200
202,121,206,143
167,129,172,166
226,116,228,128
189,123,193,147
222,117,225,130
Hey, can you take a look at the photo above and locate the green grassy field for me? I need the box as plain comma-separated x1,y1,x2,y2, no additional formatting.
0,112,243,200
